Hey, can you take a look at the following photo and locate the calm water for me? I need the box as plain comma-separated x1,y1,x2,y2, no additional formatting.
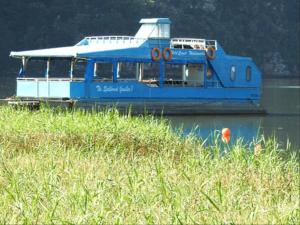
166,78,300,151
0,77,299,150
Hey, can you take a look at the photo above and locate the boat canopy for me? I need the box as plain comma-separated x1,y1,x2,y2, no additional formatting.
10,18,171,59
9,39,146,59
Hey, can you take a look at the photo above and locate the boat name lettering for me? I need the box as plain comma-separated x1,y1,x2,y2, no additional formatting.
173,51,188,56
120,85,133,93
103,86,118,92
188,50,204,56
96,85,133,93
173,50,205,57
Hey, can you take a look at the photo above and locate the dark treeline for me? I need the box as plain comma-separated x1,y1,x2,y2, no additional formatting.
0,0,299,78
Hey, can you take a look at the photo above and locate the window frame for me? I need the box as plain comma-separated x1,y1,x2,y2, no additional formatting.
230,65,236,81
246,66,252,81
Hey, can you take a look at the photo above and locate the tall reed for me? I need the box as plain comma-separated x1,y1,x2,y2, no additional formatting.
0,106,298,224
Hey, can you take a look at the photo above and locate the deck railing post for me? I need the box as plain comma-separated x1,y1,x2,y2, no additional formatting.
84,59,94,82
70,59,74,80
45,58,50,79
182,64,187,86
135,63,144,81
135,63,139,80
204,63,207,88
93,62,97,77
159,59,164,87
117,62,121,78
112,61,118,83
19,56,28,77
140,63,144,81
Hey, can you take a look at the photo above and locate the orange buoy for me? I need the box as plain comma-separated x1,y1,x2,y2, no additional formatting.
222,128,231,144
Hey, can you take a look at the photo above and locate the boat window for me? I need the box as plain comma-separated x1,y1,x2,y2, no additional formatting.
142,63,160,85
158,24,171,39
184,64,205,87
50,59,72,78
73,60,87,79
93,63,113,80
135,23,170,39
25,59,76,79
173,44,183,49
246,66,252,81
165,64,185,86
26,59,47,78
230,65,236,81
183,45,193,49
118,62,138,80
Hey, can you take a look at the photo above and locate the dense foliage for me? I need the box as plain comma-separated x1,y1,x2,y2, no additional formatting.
0,0,299,82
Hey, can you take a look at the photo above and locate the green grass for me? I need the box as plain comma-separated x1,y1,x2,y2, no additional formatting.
0,106,299,224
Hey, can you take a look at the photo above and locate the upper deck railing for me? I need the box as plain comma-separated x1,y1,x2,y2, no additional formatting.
76,36,147,46
171,38,217,50
76,36,217,51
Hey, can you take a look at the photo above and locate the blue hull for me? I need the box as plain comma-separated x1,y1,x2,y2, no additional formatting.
17,79,260,105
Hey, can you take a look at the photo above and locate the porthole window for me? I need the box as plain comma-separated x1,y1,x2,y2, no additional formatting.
230,66,236,81
246,66,252,81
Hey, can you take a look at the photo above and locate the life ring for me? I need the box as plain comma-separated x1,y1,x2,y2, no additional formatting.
151,48,161,61
206,46,216,60
163,48,173,61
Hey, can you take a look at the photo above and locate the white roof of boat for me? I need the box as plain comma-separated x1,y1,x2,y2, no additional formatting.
10,38,146,59
10,17,171,59
10,46,77,58
139,18,171,24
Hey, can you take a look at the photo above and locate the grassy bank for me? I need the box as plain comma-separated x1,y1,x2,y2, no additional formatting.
0,106,299,224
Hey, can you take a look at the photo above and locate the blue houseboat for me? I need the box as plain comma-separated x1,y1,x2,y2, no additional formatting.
10,18,262,114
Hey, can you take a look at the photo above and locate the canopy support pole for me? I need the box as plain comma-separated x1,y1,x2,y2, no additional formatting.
182,65,186,81
19,57,28,77
45,58,50,79
136,63,144,81
93,62,97,77
113,61,118,82
203,63,207,88
159,60,164,87
135,63,139,80
117,63,121,78
84,59,94,82
70,59,74,80
140,63,144,81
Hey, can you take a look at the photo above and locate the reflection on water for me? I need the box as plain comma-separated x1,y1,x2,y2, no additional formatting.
166,78,300,151
167,115,263,144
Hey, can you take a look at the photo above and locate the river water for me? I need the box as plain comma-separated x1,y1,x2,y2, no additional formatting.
1,77,299,150
167,78,300,151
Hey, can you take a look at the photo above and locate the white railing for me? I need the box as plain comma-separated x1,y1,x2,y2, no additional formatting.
163,79,203,87
17,77,84,81
206,80,222,88
76,36,147,46
171,38,217,50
